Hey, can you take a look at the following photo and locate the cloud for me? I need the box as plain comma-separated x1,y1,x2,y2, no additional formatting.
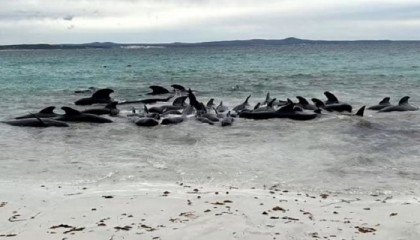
0,0,419,44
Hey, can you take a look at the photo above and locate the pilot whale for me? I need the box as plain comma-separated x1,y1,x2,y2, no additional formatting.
75,88,114,106
3,115,69,127
367,97,391,111
239,99,318,121
15,106,60,119
379,96,419,112
55,107,113,123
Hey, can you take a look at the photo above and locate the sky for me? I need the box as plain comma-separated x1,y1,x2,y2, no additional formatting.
0,0,420,44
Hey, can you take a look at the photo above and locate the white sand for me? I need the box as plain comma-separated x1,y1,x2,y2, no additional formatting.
1,182,419,240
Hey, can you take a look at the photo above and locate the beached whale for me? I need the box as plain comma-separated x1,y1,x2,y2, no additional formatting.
312,98,352,113
55,107,113,123
221,111,234,126
239,100,318,121
263,92,287,106
2,117,69,127
233,95,251,112
216,101,228,113
296,96,317,110
367,97,391,110
75,88,114,105
379,96,419,112
311,91,352,113
15,106,60,119
171,84,187,92
82,102,119,116
147,85,171,95
119,95,173,105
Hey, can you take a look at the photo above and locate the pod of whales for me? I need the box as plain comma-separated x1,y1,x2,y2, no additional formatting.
4,86,419,129
378,96,419,112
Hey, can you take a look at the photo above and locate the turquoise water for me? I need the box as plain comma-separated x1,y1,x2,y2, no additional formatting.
1,43,420,194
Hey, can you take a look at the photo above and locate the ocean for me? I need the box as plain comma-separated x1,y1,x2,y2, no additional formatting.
1,42,420,195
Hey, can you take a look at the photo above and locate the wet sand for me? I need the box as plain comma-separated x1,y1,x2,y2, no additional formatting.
0,182,419,240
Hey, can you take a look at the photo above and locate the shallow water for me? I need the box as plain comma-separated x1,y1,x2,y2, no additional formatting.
1,43,420,194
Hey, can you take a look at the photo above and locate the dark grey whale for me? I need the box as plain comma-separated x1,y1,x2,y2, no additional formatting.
119,95,173,105
367,97,391,110
296,96,317,110
55,107,113,123
75,88,114,106
82,102,119,116
221,111,234,127
3,116,69,127
239,100,318,121
171,84,186,92
233,95,251,112
15,106,60,119
147,85,171,95
312,98,352,113
379,96,419,112
134,117,159,127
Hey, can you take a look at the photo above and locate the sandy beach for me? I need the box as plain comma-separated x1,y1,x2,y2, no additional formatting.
1,182,419,240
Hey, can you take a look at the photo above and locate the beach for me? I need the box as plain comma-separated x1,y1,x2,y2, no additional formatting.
1,181,419,239
1,44,420,239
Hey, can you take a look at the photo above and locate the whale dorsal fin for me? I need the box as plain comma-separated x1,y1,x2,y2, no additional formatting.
227,111,231,117
213,107,219,114
171,84,186,92
399,96,410,105
206,98,214,107
244,95,251,103
311,98,325,108
379,97,390,105
149,85,170,94
132,107,136,114
144,105,149,114
61,107,81,116
39,106,55,114
219,101,223,106
277,100,294,112
265,92,270,102
324,91,339,104
268,98,276,107
92,88,114,99
188,88,203,111
355,106,365,117
296,96,309,105
253,102,261,110
173,96,187,106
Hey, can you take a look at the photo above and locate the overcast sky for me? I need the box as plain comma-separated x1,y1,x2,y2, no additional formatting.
0,0,419,44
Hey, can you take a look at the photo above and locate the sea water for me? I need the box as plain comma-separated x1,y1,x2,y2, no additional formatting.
1,43,420,194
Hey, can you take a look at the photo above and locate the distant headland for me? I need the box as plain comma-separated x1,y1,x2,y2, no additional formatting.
0,37,417,50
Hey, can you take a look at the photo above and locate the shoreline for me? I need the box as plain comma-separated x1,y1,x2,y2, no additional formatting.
1,182,419,239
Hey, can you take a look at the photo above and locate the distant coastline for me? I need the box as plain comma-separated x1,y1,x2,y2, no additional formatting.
0,37,418,50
